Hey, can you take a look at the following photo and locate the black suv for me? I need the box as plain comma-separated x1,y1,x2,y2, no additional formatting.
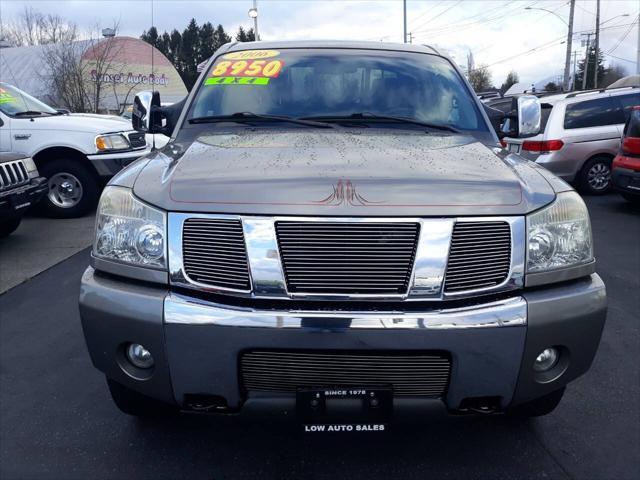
0,152,47,237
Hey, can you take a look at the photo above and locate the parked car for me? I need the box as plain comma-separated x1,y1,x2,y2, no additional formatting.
0,152,47,237
80,41,606,423
0,83,151,218
612,105,640,204
502,86,640,194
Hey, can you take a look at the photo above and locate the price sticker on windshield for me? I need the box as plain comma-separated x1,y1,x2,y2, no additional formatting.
205,52,284,86
0,88,16,104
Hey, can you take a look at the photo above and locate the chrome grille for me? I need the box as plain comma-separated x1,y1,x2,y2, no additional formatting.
0,160,29,191
444,221,511,292
275,221,420,295
240,351,451,397
182,218,251,290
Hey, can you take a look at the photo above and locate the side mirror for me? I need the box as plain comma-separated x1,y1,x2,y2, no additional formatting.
132,91,162,133
56,108,70,115
500,95,541,138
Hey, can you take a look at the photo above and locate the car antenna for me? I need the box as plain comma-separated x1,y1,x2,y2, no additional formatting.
150,0,156,150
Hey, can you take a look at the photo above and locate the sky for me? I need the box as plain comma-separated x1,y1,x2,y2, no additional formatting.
0,0,638,86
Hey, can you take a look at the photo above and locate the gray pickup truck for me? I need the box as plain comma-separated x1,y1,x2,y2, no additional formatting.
79,41,606,422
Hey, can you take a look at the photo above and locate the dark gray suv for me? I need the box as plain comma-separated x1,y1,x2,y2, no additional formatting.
79,41,606,423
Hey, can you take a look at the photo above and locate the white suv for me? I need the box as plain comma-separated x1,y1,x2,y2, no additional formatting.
503,86,639,194
0,83,151,217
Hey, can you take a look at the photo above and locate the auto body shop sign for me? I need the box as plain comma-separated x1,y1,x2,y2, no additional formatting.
90,71,171,86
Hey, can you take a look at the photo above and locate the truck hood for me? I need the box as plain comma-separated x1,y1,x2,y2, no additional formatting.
16,113,130,134
131,129,556,216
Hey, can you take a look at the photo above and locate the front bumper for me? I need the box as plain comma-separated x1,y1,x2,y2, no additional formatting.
0,177,48,218
79,269,606,412
612,166,640,196
87,147,152,177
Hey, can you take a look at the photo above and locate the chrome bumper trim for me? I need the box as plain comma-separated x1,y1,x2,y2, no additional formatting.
164,294,527,329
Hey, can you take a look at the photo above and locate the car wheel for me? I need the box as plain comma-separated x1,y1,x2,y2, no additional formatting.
621,193,640,205
37,158,99,218
106,378,178,417
578,156,612,195
508,387,565,417
0,217,22,238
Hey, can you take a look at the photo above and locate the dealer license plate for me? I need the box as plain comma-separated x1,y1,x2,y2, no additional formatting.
297,386,392,432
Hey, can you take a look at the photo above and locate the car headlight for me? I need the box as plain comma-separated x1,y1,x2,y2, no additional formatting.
22,156,39,178
93,186,166,269
526,191,593,273
95,133,130,152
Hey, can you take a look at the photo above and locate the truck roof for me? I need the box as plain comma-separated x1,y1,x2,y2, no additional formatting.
221,40,440,56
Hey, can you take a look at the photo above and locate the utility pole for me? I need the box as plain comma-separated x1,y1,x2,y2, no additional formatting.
403,0,407,43
571,50,579,90
581,33,593,90
253,0,259,41
563,0,576,91
637,16,640,74
593,0,600,88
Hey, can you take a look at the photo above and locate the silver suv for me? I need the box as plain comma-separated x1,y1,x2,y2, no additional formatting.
503,86,639,194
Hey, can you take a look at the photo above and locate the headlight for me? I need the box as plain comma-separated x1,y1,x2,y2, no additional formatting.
93,186,166,268
95,133,130,152
526,191,593,273
22,157,39,177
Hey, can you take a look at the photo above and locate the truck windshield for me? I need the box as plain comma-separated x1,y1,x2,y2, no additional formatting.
0,83,58,116
187,48,487,132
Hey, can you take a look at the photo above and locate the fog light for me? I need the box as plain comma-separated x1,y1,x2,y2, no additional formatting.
533,347,559,372
126,343,154,369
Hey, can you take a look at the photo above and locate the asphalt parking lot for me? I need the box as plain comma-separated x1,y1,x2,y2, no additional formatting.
0,195,638,480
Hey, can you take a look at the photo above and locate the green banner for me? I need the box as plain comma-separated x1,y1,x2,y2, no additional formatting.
205,76,270,86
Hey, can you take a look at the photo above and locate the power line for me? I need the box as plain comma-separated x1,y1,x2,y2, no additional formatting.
407,0,447,28
606,16,639,54
411,1,539,38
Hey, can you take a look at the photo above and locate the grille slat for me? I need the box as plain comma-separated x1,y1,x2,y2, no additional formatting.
0,160,29,191
444,221,511,293
182,218,251,290
276,221,419,295
241,351,451,397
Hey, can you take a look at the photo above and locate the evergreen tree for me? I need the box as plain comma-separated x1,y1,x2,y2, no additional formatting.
199,22,216,61
500,71,519,94
214,24,231,50
140,26,160,48
140,20,233,90
574,46,607,90
236,26,256,42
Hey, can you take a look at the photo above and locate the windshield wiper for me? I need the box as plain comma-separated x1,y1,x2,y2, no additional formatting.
301,113,460,133
189,112,334,129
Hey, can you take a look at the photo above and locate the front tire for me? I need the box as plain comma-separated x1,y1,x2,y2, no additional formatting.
578,156,612,195
509,387,566,417
37,158,100,218
107,378,178,417
0,217,22,238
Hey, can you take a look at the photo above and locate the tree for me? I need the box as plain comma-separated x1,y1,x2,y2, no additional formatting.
500,70,519,94
3,6,76,46
140,20,232,90
468,64,493,92
602,63,628,87
574,46,606,90
140,26,160,49
544,81,559,92
236,26,256,42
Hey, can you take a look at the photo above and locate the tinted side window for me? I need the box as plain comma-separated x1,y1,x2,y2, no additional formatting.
563,96,624,129
614,93,640,123
540,104,553,131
